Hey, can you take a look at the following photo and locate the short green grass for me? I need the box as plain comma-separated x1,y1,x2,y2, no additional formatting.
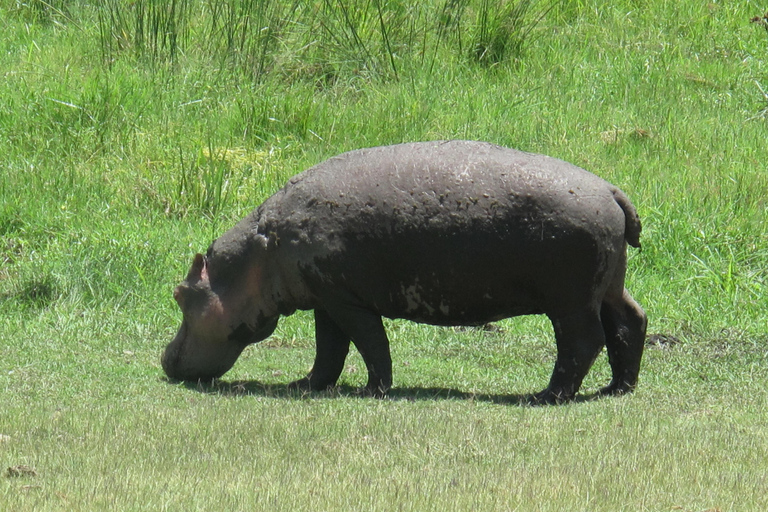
2,0,767,510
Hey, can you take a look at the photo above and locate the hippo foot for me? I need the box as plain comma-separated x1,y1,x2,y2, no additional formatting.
597,379,636,397
287,378,312,391
287,376,334,393
529,387,575,405
355,383,389,399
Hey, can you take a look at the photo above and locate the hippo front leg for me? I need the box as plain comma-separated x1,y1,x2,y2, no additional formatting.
534,310,606,404
289,309,351,392
322,303,393,397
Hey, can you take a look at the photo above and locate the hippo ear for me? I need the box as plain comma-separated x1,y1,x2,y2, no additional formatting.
185,253,209,283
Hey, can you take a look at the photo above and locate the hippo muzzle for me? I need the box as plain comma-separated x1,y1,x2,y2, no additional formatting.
161,317,278,381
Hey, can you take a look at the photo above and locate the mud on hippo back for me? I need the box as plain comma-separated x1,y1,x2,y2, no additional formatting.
161,140,647,403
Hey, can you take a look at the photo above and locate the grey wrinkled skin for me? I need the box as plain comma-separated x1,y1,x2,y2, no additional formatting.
162,140,647,403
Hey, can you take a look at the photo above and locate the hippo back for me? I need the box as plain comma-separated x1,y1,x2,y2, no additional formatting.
257,140,631,324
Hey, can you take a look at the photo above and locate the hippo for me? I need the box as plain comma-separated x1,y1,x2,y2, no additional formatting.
161,140,647,403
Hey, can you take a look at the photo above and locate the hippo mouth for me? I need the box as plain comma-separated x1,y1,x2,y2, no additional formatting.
226,317,279,346
160,322,241,382
161,317,279,382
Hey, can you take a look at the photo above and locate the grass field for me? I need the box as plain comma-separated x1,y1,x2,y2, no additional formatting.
1,0,767,510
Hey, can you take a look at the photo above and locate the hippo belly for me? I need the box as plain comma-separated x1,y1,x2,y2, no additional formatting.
304,222,608,326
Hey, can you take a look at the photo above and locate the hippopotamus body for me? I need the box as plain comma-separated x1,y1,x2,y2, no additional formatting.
161,140,647,403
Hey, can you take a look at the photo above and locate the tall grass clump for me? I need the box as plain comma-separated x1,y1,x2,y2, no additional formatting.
6,0,75,25
472,0,553,65
174,143,238,217
203,0,301,81
98,0,192,66
94,0,557,82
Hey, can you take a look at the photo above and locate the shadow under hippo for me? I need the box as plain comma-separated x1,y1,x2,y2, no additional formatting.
174,378,608,406
161,140,647,404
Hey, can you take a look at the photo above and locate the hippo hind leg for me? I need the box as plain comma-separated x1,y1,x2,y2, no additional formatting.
535,309,606,404
599,288,647,396
288,308,351,392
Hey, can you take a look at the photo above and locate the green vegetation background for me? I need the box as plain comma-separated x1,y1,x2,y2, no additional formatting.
1,1,766,510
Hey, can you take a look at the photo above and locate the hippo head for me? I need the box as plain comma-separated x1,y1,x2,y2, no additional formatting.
161,249,278,382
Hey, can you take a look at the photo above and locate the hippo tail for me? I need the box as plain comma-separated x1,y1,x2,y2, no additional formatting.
611,188,642,249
